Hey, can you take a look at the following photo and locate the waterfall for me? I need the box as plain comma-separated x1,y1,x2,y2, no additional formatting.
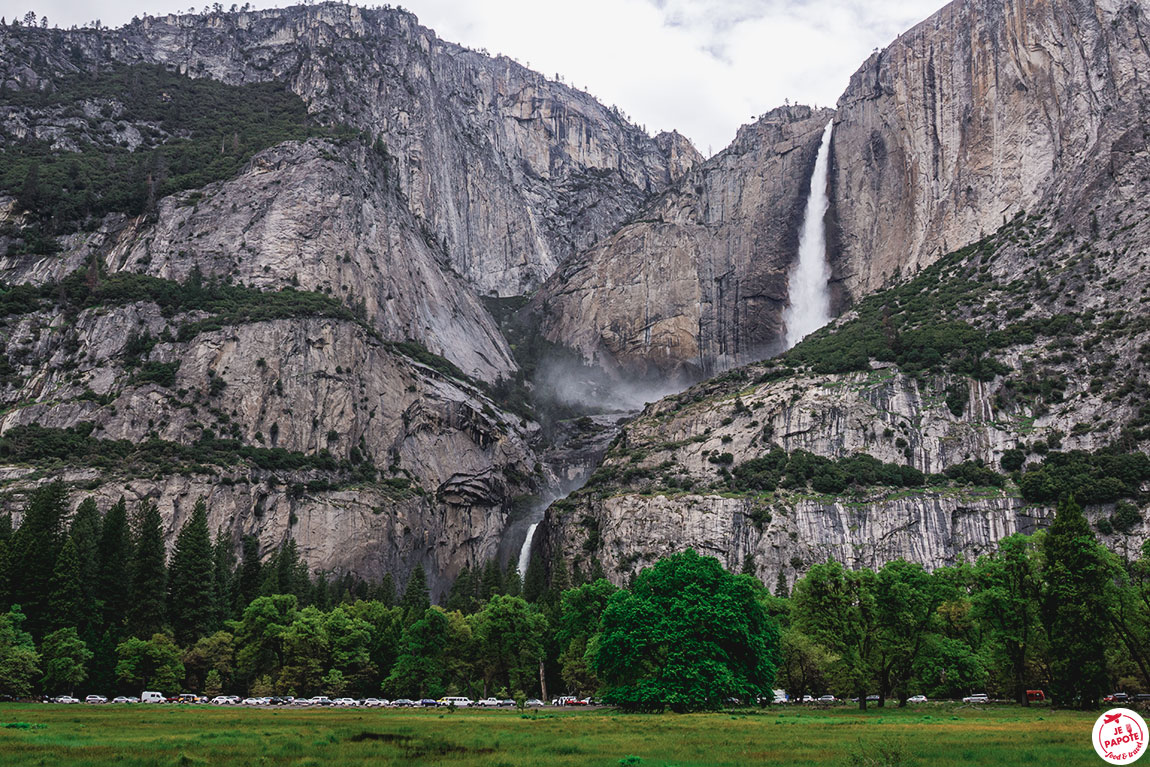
782,121,834,349
517,521,539,577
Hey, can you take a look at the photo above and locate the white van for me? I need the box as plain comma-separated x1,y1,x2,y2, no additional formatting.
440,696,472,708
141,691,165,703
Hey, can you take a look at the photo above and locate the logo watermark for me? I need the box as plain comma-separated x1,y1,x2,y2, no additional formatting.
1093,708,1146,764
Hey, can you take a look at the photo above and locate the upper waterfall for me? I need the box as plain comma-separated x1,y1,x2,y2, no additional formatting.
782,121,834,350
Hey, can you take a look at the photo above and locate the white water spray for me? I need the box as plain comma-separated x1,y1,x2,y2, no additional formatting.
517,522,539,578
782,121,834,349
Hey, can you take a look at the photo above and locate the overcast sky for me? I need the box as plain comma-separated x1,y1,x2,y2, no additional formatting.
22,0,947,154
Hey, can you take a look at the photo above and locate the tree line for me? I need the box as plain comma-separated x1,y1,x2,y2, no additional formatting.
0,482,1145,710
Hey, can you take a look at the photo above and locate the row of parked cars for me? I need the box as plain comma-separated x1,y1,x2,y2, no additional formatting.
1104,693,1150,703
46,694,552,708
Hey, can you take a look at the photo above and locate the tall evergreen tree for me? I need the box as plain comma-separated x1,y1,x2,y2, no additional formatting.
210,533,236,627
774,571,790,599
275,539,310,601
1042,497,1114,709
127,503,167,638
167,498,215,645
480,558,504,601
236,535,262,609
7,482,68,637
96,498,132,632
504,560,522,598
376,573,396,608
401,565,429,616
446,566,475,613
46,536,83,633
68,498,101,638
522,552,546,604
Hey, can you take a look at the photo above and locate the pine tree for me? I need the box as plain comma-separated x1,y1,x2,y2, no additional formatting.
504,560,522,598
446,566,475,613
741,553,757,576
127,503,167,638
236,535,262,610
774,570,790,599
589,558,607,583
68,498,101,637
46,536,83,632
8,481,69,637
312,572,332,610
1042,496,1114,709
400,564,429,616
376,573,395,607
275,539,310,600
96,498,132,632
210,534,236,627
522,552,546,603
545,556,570,608
167,498,214,645
480,558,504,601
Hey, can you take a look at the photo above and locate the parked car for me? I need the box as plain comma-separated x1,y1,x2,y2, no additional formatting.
817,695,836,703
241,697,262,706
85,695,108,704
801,695,815,703
499,699,517,707
55,696,80,704
418,698,439,707
391,698,414,707
210,696,232,705
1104,693,1129,703
962,693,990,703
332,698,357,707
1134,693,1150,702
523,698,543,707
361,698,385,708
476,698,500,707
908,695,928,703
308,696,333,706
439,696,473,707
112,696,133,704
141,691,165,704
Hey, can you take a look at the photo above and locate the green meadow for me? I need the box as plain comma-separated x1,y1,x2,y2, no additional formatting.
0,703,1105,766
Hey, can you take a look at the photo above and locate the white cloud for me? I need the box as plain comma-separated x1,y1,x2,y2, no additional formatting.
25,0,947,154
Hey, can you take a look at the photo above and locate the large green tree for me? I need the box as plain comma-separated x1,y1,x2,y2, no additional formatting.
792,560,879,710
7,482,68,637
234,594,297,690
68,498,102,638
167,498,215,644
40,627,92,694
0,605,39,697
46,536,84,633
127,503,167,638
873,559,943,706
471,595,547,697
971,534,1045,704
593,550,781,711
384,607,450,699
96,498,132,632
556,579,617,695
115,633,184,693
1042,497,1114,709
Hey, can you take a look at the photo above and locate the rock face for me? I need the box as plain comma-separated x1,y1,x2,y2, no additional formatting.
531,106,833,382
0,4,693,297
541,489,1066,590
0,140,516,383
829,0,1150,298
0,301,537,595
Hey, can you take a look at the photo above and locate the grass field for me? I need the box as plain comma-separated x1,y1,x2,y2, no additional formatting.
0,702,1108,766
